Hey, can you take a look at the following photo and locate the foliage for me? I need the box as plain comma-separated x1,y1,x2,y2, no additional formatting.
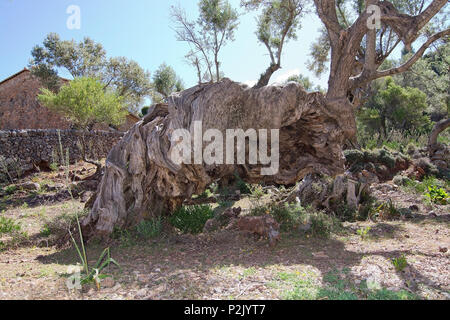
171,0,239,82
357,77,432,141
69,213,119,289
286,74,314,91
242,0,306,86
425,186,448,205
135,217,163,239
0,215,21,235
391,255,408,272
344,147,404,171
170,205,215,234
38,77,127,130
356,226,371,240
234,173,251,194
250,203,305,231
309,212,341,238
29,33,151,112
152,63,184,102
375,199,401,221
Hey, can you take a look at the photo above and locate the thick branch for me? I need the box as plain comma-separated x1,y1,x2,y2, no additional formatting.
429,118,450,154
370,29,450,80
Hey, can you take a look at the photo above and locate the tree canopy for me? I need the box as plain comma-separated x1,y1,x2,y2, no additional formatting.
171,0,239,83
152,63,185,103
30,33,151,113
38,77,127,131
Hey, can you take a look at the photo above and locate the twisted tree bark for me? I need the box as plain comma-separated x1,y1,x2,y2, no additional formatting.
82,79,354,238
81,0,449,238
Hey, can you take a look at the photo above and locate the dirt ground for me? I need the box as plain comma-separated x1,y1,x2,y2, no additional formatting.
0,165,449,300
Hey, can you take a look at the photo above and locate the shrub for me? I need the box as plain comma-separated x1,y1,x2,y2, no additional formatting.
135,217,163,239
170,205,214,234
250,203,307,232
0,215,21,235
415,158,440,177
234,173,251,194
309,212,341,238
393,175,410,186
375,199,400,221
425,186,448,205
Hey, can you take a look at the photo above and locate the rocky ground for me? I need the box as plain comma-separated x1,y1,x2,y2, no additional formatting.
0,162,448,300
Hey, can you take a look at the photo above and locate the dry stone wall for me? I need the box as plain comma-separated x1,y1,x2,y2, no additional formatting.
0,129,123,175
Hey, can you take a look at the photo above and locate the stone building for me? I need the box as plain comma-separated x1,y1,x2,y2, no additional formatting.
0,68,140,131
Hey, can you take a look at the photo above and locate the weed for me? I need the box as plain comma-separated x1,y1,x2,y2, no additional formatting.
40,224,52,237
425,186,448,205
234,173,251,194
170,205,214,234
309,212,341,238
3,185,17,195
135,217,162,239
391,255,408,272
0,215,21,235
357,226,371,240
69,213,119,289
375,199,400,221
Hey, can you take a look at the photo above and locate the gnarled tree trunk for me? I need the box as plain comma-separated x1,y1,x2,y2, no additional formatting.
82,79,355,238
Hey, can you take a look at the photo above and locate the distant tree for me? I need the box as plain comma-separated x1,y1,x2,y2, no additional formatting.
286,74,313,91
395,42,449,120
171,0,239,83
101,57,152,114
29,33,151,113
357,77,432,140
38,77,127,172
242,0,307,88
151,63,185,103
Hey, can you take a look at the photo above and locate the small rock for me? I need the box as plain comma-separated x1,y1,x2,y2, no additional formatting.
439,247,448,253
429,211,437,217
135,288,148,298
18,182,40,191
101,277,115,288
409,205,419,212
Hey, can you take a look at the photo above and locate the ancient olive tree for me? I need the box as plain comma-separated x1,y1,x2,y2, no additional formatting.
82,0,449,238
38,77,127,173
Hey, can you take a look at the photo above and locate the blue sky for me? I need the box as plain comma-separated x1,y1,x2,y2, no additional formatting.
0,0,330,89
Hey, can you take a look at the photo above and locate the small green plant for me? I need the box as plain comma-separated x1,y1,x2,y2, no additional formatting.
391,255,408,272
375,199,400,221
69,213,120,289
234,173,251,194
249,184,265,200
309,212,341,238
40,224,52,237
49,163,59,172
0,215,21,235
112,228,136,247
425,186,448,205
198,188,214,199
170,205,214,234
3,185,17,195
357,226,371,240
135,217,162,239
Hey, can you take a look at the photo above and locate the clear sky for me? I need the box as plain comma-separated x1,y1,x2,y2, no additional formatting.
0,0,330,89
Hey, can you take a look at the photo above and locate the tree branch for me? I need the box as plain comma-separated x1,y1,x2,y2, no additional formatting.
370,29,449,81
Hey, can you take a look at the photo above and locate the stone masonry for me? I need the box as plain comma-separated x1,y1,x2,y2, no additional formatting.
0,129,124,176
